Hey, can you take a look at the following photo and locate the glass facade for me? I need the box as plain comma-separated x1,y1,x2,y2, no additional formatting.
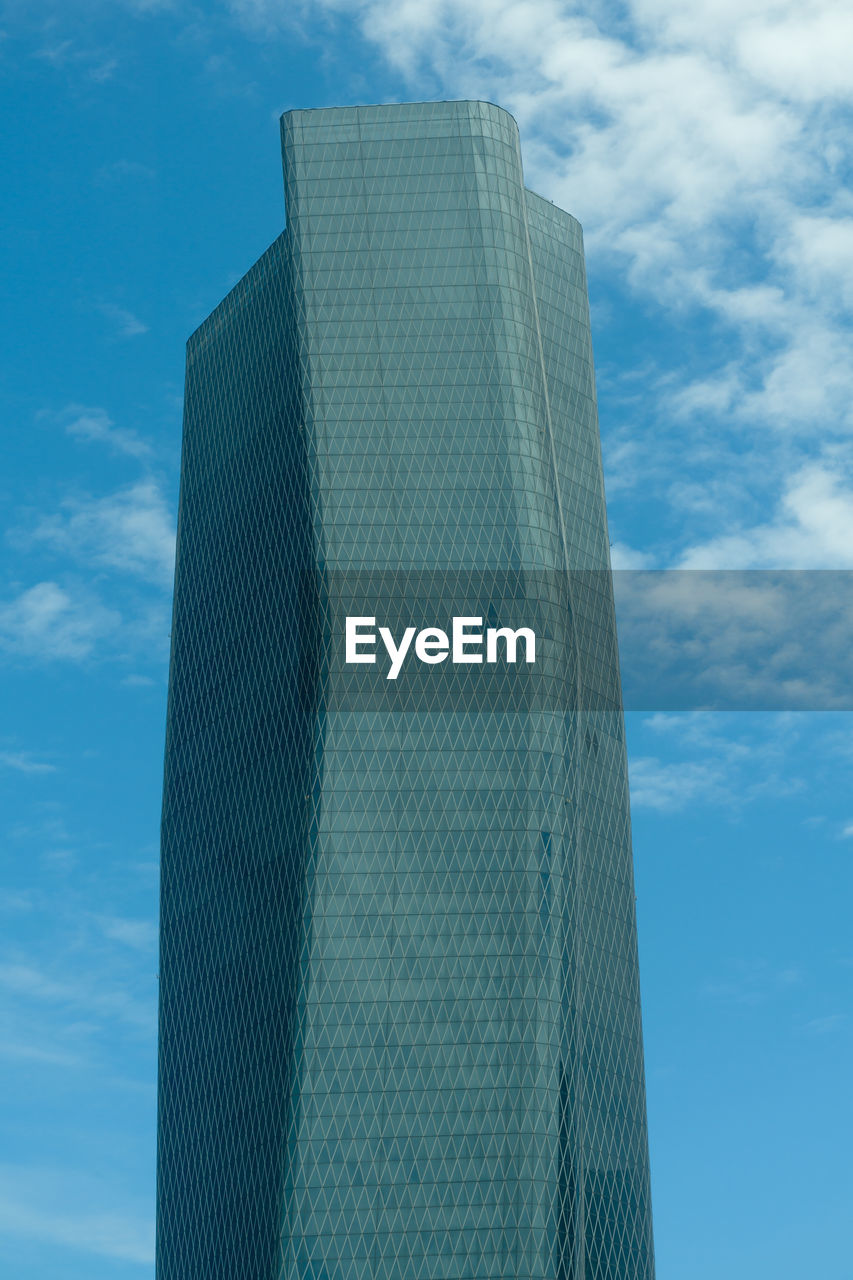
157,101,655,1280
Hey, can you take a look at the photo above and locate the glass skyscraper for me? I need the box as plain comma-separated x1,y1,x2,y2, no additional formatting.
157,101,655,1280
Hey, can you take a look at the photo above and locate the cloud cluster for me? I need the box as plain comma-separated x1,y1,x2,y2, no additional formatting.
0,751,56,775
228,0,853,565
627,711,802,811
0,582,119,661
0,1167,153,1264
25,480,176,588
0,960,154,1030
58,405,151,459
4,399,175,663
613,567,853,709
677,454,853,568
96,303,149,339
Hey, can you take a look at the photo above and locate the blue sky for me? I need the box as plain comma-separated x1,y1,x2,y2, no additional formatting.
1,1,852,1276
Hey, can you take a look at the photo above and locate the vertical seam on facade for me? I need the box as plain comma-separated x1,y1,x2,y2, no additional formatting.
517,149,588,1280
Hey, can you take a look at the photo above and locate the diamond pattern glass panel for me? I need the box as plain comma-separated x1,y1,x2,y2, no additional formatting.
157,100,655,1280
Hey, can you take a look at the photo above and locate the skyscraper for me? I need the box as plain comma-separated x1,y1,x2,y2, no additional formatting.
157,100,655,1280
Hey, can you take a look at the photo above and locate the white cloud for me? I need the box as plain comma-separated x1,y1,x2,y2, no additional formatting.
32,39,120,83
59,404,152,458
775,209,853,314
733,2,853,102
33,39,75,66
96,915,157,952
629,712,803,810
628,754,729,812
678,453,853,568
609,542,655,570
230,0,853,559
0,890,34,912
97,303,148,338
0,1167,153,1264
0,751,56,774
0,1039,82,1067
0,582,119,661
0,961,154,1031
614,569,853,712
260,0,822,262
739,327,853,435
24,481,176,587
804,1012,847,1033
0,964,84,1003
704,959,804,1006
